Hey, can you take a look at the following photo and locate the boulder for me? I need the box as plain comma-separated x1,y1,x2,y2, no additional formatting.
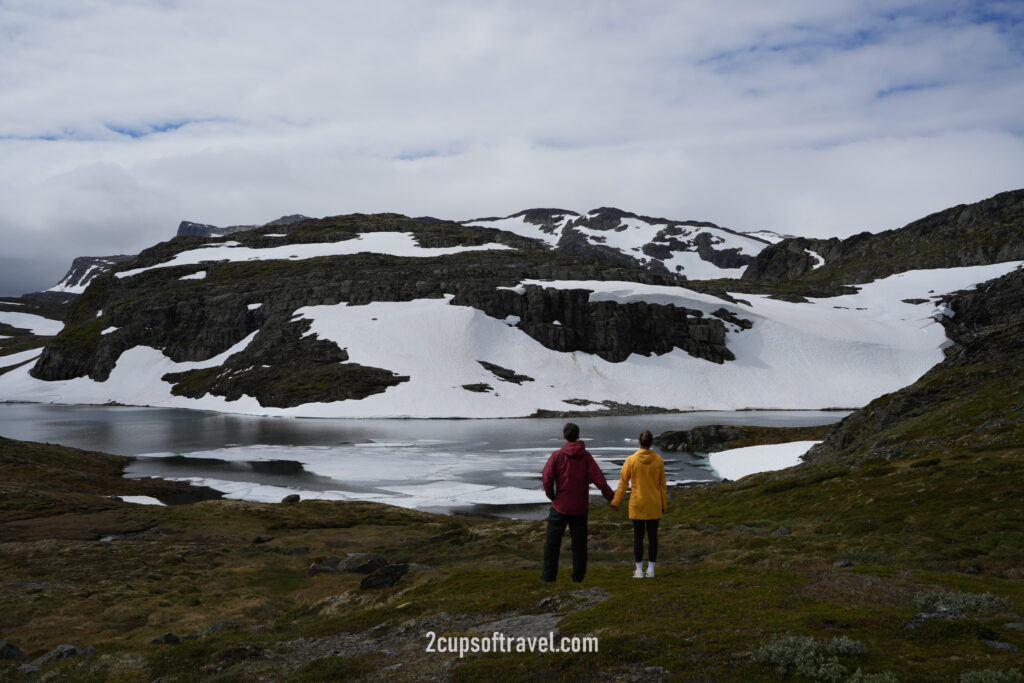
360,563,409,589
0,639,26,661
281,494,301,504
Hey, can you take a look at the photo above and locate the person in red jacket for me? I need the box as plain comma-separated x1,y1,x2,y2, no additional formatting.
541,422,614,582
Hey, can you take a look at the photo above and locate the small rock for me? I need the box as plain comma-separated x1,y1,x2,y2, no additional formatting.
834,560,854,568
251,536,272,544
537,588,611,613
1004,622,1024,630
281,494,301,504
150,633,185,645
982,639,1019,652
905,605,964,629
0,639,27,661
771,527,792,536
360,563,409,589
538,596,559,611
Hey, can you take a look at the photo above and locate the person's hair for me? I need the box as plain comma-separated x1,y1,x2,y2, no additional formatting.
563,422,580,441
639,429,654,449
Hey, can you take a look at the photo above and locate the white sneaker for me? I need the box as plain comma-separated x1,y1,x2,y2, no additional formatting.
645,567,655,578
632,568,644,579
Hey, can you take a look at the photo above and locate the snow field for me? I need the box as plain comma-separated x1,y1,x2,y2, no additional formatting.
0,311,64,336
0,262,1019,418
115,232,515,278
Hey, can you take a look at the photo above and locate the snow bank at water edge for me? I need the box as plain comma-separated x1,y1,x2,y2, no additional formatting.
708,441,821,481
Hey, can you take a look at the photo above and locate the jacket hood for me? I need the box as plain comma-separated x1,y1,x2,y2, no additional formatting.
560,440,588,458
633,448,658,464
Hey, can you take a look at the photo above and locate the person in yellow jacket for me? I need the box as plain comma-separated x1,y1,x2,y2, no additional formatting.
610,429,667,578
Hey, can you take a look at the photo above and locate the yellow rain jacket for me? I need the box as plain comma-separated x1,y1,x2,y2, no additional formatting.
611,448,667,520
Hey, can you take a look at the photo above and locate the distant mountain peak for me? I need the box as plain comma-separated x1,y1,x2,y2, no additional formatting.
466,207,766,279
176,214,312,238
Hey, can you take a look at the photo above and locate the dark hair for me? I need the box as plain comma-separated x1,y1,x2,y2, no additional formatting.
563,422,580,441
639,429,654,449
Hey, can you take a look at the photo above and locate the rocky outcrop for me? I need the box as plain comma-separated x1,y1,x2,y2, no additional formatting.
19,644,96,674
478,361,534,384
30,255,134,303
654,425,749,452
459,285,734,364
744,188,1024,285
693,232,754,269
161,318,409,408
740,237,838,281
556,225,659,271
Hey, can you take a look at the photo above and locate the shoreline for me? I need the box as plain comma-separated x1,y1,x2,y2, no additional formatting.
0,398,858,420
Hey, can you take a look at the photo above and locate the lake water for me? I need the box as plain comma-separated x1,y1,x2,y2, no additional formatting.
0,403,847,519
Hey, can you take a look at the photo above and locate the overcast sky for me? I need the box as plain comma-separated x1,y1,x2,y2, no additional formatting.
1,1,1022,295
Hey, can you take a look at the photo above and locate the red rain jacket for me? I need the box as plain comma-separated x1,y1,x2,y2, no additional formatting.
542,440,614,515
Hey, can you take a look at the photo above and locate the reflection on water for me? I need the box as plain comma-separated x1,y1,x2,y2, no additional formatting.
0,403,848,519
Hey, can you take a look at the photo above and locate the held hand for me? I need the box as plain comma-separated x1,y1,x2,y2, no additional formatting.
610,504,619,512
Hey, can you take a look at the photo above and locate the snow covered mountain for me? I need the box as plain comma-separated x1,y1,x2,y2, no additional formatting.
1,191,1022,418
37,255,134,303
466,207,772,279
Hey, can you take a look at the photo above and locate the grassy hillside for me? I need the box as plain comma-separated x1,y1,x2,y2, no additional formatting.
1,429,1021,681
740,188,1024,289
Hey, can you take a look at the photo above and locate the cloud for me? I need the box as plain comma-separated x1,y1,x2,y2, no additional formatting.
0,0,1022,294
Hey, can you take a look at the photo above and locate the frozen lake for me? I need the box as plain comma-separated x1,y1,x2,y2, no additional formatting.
0,403,847,519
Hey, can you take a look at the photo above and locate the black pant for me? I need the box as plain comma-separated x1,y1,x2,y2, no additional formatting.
541,507,588,582
633,518,659,563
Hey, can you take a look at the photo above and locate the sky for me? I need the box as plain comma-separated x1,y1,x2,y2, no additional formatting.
1,0,1022,295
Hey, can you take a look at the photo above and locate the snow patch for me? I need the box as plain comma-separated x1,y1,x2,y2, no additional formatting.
709,441,820,480
118,495,166,506
0,311,63,336
116,233,515,278
0,348,42,370
179,270,207,280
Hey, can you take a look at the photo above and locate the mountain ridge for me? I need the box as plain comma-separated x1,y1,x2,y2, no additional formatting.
2,190,1022,418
